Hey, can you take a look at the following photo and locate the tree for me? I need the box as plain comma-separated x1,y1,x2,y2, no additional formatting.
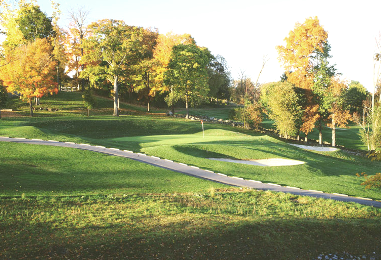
0,38,58,116
346,81,368,115
16,3,55,42
82,89,96,116
311,42,336,144
81,19,145,116
0,1,26,49
326,77,351,147
277,16,329,139
67,7,89,91
207,54,231,102
164,44,211,118
151,32,195,94
261,81,304,139
132,28,159,111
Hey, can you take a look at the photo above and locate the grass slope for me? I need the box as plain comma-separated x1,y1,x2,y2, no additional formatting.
1,93,381,259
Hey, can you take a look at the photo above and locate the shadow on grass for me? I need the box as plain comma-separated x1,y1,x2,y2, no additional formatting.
2,217,380,259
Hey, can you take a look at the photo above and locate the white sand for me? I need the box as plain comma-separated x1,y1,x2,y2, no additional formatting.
208,158,305,167
289,144,338,152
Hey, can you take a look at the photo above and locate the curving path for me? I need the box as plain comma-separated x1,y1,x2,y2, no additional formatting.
1,136,381,208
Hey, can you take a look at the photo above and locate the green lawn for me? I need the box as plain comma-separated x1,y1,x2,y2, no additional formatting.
2,115,379,200
1,95,381,259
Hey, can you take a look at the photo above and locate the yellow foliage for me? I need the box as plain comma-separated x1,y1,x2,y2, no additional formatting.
151,32,195,93
0,38,58,102
277,16,328,90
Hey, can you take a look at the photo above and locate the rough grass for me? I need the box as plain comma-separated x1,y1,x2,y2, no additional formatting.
1,189,381,259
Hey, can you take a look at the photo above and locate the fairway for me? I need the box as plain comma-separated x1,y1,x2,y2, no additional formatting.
1,115,381,259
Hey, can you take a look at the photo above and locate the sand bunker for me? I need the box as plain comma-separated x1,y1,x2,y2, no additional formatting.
208,158,305,167
290,144,338,152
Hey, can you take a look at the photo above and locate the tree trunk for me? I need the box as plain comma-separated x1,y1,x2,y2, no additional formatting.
185,91,189,119
87,108,90,117
147,102,150,112
113,76,119,116
332,113,336,147
29,99,34,117
318,118,323,145
305,135,308,143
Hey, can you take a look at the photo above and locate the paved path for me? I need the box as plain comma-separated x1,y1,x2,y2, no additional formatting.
1,136,381,208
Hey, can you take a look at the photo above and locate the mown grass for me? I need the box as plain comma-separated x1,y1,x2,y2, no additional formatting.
1,115,381,200
0,142,226,197
1,93,381,259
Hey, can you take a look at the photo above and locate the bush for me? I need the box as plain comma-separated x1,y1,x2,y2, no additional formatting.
228,104,262,129
356,172,381,190
0,85,8,108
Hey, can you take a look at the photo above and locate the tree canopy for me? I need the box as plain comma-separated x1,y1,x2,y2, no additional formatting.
164,44,211,118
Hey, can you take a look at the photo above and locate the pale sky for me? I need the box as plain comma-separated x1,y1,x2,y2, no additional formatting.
37,0,381,92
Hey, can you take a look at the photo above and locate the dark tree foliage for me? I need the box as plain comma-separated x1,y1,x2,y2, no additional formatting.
0,84,7,108
17,4,55,41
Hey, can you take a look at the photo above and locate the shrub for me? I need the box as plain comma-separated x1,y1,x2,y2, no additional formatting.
356,172,381,190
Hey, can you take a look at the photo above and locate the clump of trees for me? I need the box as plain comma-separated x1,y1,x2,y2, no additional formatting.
0,2,59,116
0,0,232,117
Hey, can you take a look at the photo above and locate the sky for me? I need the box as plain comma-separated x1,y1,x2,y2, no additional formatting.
36,0,381,92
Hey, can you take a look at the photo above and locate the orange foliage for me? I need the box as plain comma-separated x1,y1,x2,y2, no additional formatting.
327,77,352,128
0,38,58,105
277,17,328,135
277,17,328,89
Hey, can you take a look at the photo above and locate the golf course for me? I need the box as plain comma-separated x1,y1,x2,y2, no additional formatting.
1,92,381,259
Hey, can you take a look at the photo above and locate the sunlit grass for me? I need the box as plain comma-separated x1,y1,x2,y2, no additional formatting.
1,94,381,259
1,189,380,259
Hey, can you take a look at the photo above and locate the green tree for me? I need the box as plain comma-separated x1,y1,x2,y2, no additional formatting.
164,44,211,118
311,42,336,144
16,3,54,41
346,80,368,115
81,19,145,116
132,28,159,111
261,81,304,139
82,89,96,116
207,54,231,102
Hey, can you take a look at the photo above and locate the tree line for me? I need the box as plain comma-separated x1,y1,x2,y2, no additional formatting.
0,2,380,150
0,1,232,118
230,17,380,150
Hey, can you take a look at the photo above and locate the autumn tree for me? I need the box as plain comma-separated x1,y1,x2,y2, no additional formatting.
81,19,145,116
151,32,195,95
0,1,26,49
0,38,58,116
164,44,211,118
326,77,351,146
132,27,159,111
277,16,329,140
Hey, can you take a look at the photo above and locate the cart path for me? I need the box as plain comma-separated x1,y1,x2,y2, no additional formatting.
1,136,381,208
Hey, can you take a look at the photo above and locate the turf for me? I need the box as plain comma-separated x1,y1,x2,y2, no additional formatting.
1,94,381,259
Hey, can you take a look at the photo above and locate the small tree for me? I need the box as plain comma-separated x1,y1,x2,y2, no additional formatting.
327,77,351,147
261,82,304,138
82,89,96,116
354,103,381,151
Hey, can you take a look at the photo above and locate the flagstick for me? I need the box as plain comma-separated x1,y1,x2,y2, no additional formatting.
201,120,204,138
